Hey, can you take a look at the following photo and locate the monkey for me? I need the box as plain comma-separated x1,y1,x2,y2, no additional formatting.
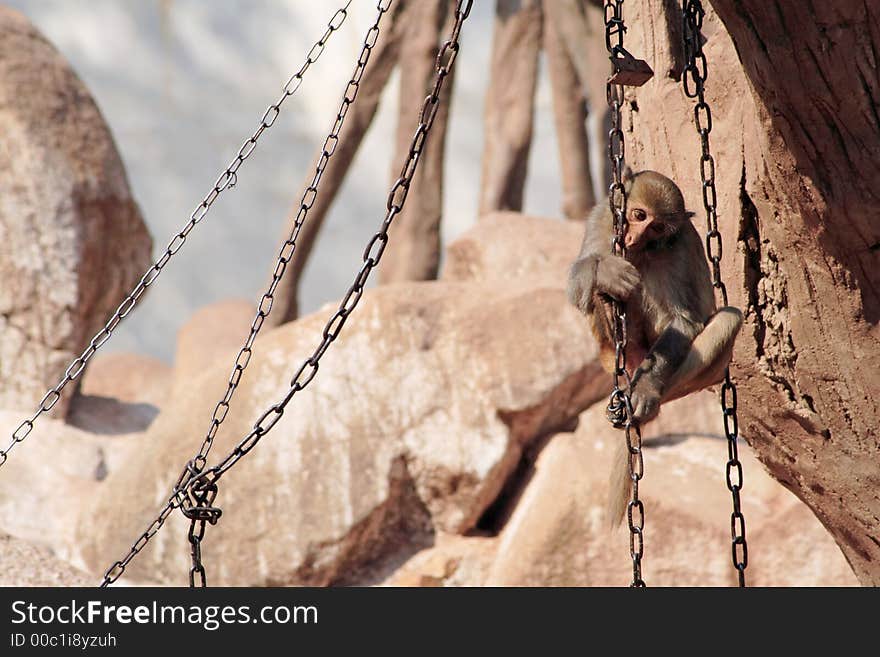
566,170,743,526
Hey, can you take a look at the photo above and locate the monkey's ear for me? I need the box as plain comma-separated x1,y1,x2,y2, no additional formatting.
622,166,635,183
684,211,697,221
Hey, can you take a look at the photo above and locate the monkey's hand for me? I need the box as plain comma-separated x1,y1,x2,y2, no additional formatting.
595,254,641,303
629,368,662,424
567,254,641,315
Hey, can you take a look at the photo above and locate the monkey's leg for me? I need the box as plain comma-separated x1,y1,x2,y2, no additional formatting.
662,306,743,403
607,307,742,528
628,315,698,422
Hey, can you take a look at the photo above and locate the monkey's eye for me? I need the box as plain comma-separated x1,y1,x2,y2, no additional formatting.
632,208,647,222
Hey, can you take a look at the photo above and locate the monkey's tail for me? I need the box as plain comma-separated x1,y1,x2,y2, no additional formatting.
607,435,632,529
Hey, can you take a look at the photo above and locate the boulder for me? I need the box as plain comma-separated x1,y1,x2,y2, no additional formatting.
486,391,858,586
77,282,609,586
0,410,129,569
442,212,582,287
0,532,91,586
68,352,172,434
79,352,172,408
172,299,256,386
381,534,497,587
0,7,152,417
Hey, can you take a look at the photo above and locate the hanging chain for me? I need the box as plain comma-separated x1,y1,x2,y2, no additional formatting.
188,519,207,588
174,0,394,588
100,0,473,588
682,0,748,586
100,0,391,588
603,0,646,588
182,0,391,506
0,1,355,475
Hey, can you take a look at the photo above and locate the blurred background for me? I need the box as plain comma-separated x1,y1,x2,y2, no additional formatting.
8,0,564,360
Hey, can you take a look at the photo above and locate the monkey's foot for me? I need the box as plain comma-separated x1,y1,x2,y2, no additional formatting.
630,388,661,424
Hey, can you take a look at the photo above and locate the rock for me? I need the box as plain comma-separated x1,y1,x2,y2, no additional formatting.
485,391,858,586
442,212,582,288
0,532,91,586
0,410,129,569
79,352,172,408
382,534,497,587
172,299,256,386
66,396,159,438
67,352,172,434
0,7,152,418
77,282,609,586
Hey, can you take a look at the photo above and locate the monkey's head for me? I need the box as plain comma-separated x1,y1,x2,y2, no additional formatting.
623,170,695,255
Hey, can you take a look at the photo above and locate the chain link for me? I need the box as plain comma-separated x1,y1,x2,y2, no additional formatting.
682,0,748,586
603,0,646,588
188,518,207,588
100,0,473,587
100,500,175,586
0,1,355,476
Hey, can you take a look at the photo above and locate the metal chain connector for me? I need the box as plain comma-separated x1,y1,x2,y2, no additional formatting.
603,0,646,588
1,1,356,474
101,0,472,587
682,0,749,586
182,477,221,587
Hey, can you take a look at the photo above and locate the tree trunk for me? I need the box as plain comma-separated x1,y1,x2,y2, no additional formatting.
478,0,543,216
379,0,454,284
543,0,595,219
571,0,613,198
267,1,408,326
623,0,880,584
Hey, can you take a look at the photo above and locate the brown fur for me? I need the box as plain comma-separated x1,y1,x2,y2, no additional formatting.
566,171,742,527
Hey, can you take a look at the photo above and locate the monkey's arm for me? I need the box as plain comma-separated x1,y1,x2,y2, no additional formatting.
567,203,641,315
568,254,642,315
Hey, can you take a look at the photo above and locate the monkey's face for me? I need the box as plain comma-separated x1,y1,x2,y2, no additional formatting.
624,171,693,255
624,205,686,254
